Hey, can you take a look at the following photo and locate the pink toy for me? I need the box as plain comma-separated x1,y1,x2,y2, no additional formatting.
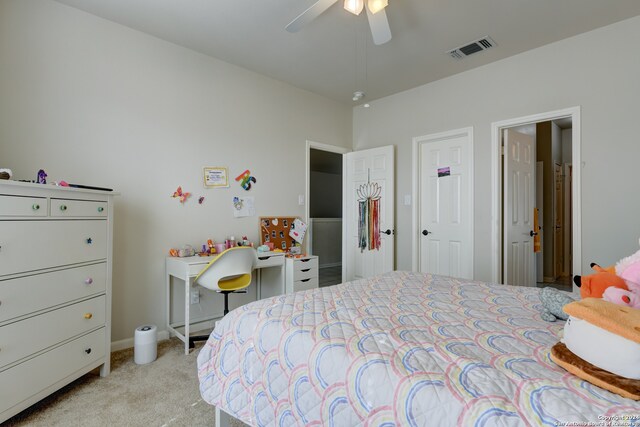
602,238,640,309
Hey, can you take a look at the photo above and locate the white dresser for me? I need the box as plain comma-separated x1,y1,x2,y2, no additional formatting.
0,181,115,423
285,255,319,293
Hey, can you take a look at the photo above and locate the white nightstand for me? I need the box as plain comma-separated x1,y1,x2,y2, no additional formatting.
285,256,319,293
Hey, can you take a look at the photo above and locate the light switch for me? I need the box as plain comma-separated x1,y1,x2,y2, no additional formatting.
404,195,411,206
298,195,305,206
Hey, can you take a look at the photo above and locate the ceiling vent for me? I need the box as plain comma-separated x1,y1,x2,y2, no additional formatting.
447,36,496,59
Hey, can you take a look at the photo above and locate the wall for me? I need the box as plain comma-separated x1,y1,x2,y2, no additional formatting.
353,15,640,281
0,0,352,343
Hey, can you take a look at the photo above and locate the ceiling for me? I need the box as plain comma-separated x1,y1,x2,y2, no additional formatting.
54,0,640,104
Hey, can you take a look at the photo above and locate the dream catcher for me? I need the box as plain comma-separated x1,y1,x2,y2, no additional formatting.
357,175,382,252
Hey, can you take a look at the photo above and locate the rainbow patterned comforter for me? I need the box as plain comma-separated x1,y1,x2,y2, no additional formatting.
197,271,640,426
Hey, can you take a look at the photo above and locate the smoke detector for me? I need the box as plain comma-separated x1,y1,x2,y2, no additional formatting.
352,91,365,101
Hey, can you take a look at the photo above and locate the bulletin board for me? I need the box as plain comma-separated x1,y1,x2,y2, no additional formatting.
259,216,298,251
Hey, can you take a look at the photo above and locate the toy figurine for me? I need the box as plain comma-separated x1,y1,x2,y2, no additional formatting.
37,169,47,184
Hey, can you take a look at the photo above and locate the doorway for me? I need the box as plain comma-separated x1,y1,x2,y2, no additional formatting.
491,107,581,290
306,141,349,287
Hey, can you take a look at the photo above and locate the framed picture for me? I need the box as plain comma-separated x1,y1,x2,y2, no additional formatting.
203,167,229,188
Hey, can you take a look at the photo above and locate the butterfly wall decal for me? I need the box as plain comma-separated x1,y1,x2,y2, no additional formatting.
171,186,191,203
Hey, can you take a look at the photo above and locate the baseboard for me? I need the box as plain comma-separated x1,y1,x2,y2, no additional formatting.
111,330,170,352
543,276,557,283
320,263,342,269
110,318,217,352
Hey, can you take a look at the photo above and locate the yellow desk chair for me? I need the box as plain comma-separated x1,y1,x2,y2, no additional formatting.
188,246,257,349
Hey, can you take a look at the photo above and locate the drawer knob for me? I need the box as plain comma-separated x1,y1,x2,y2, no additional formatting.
301,278,311,283
84,313,93,319
301,268,311,272
32,203,40,211
85,277,93,285
60,205,68,211
86,238,93,244
98,207,104,213
85,348,92,354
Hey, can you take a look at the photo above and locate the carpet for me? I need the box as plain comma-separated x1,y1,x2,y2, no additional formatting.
3,338,223,426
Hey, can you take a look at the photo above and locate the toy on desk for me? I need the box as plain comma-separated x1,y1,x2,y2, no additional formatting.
171,186,191,203
198,240,217,256
169,245,196,257
257,245,270,253
0,168,12,180
54,180,69,187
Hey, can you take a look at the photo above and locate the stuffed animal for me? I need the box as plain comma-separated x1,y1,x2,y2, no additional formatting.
539,287,576,322
573,263,628,299
579,240,640,308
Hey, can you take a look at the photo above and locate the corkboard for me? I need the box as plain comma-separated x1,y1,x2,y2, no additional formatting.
259,216,298,251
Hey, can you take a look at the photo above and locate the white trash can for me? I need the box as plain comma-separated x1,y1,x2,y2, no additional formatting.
134,324,157,365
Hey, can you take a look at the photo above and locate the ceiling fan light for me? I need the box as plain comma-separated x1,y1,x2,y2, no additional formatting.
344,0,364,15
367,0,388,14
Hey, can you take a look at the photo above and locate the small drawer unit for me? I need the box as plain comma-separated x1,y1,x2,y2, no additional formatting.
285,256,319,294
0,181,115,423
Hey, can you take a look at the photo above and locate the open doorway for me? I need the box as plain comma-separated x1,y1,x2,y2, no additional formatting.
306,142,349,287
491,107,581,291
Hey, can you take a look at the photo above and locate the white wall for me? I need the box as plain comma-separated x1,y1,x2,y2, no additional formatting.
0,0,352,342
354,15,640,281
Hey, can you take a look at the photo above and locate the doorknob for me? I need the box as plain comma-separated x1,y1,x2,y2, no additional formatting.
381,229,393,235
529,230,538,237
422,230,430,236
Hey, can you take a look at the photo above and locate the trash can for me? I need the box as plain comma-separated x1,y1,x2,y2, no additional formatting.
134,324,157,365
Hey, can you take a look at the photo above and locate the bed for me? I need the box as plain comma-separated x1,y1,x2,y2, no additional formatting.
197,271,640,426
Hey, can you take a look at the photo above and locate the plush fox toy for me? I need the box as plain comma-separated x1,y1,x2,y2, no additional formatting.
573,263,627,299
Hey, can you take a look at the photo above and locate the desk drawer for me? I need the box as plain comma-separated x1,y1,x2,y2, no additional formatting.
292,257,318,273
293,277,318,293
293,268,316,281
0,220,107,277
0,295,105,369
0,328,105,416
0,195,47,217
0,263,106,323
255,254,284,269
51,199,107,217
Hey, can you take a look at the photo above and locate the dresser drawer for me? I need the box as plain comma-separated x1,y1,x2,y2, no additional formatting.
0,263,106,323
0,328,105,416
293,277,318,292
51,199,107,217
0,195,47,217
293,268,317,281
0,295,105,369
0,220,107,277
292,257,318,273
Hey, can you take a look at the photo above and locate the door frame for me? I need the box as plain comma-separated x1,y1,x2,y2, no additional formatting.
305,140,350,277
491,106,581,285
411,127,475,273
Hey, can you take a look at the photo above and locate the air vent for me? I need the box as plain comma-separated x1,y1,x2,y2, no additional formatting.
447,36,496,59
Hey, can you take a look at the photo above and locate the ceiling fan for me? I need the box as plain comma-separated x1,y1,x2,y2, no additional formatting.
286,0,392,45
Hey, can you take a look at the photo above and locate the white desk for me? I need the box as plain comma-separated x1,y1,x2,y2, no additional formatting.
165,251,285,354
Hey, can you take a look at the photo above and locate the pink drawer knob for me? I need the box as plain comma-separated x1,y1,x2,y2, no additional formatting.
85,278,93,285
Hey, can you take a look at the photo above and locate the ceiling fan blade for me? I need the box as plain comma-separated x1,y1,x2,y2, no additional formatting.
366,7,392,45
285,0,340,33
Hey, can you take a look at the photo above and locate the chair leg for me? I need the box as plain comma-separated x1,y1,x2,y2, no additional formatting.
223,292,230,316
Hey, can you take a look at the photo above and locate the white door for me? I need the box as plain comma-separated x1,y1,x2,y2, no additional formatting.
418,134,473,279
344,146,395,281
504,129,536,286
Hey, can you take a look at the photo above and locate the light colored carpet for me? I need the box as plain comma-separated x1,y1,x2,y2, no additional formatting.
3,338,219,427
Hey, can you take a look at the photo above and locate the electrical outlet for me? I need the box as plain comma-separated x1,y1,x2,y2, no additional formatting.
190,289,200,304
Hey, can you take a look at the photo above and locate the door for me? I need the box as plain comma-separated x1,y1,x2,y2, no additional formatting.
344,146,395,281
554,163,563,278
504,129,535,286
418,135,473,279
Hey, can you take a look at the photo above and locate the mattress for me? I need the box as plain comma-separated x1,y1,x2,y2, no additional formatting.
197,271,640,426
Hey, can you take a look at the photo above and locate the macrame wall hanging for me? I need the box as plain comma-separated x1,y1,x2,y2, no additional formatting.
357,171,381,252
